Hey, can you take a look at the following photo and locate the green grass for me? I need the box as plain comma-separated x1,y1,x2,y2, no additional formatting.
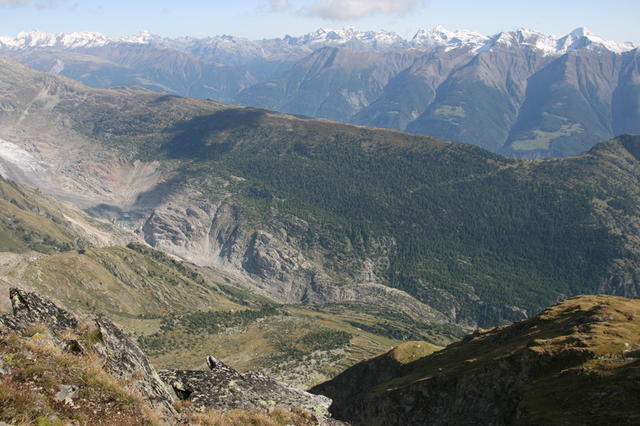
0,178,88,254
21,245,244,319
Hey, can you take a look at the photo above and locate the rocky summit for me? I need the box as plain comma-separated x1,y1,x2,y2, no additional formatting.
311,295,640,425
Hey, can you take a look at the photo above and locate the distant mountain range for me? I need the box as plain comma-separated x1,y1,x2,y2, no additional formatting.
1,26,634,54
1,26,638,158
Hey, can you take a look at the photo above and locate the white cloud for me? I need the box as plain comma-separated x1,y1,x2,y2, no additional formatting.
0,0,30,6
35,0,60,9
269,0,290,12
0,0,61,8
306,0,425,20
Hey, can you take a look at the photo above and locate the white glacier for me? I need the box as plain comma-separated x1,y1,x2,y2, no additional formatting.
0,139,49,181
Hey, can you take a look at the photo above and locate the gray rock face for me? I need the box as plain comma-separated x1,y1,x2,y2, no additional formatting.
0,288,343,423
0,288,177,421
131,179,446,322
159,356,332,421
5,287,78,334
94,316,177,419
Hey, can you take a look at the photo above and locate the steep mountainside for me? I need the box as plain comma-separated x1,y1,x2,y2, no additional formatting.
311,295,640,425
1,27,638,157
0,57,639,331
234,47,421,121
0,174,447,388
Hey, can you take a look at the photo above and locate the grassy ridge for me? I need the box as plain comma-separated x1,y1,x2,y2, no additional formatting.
312,295,640,425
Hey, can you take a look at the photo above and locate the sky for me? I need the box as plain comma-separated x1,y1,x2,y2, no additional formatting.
0,0,638,45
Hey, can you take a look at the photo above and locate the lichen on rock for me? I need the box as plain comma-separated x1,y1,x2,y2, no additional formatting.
160,354,333,422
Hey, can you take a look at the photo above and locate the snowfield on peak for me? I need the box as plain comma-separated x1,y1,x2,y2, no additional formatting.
0,30,159,50
555,27,635,54
297,27,406,49
411,26,489,51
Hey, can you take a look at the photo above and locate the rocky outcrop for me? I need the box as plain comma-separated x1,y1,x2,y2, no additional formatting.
0,288,342,424
160,355,333,423
132,179,447,322
135,185,337,304
0,288,178,421
2,287,79,333
94,316,177,418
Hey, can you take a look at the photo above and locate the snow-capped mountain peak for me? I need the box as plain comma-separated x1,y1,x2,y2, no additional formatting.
479,27,635,55
2,30,54,48
294,27,405,50
120,30,161,45
513,28,557,53
57,31,115,48
0,30,113,49
411,26,489,51
483,28,558,55
0,27,635,55
0,30,162,50
556,27,635,54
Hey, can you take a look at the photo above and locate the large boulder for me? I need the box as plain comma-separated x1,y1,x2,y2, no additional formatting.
160,355,333,422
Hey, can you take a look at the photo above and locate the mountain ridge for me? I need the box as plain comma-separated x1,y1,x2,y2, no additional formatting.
3,27,638,158
0,56,639,330
1,26,635,55
311,294,640,425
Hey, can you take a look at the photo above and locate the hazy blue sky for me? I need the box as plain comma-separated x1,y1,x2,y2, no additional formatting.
1,0,638,44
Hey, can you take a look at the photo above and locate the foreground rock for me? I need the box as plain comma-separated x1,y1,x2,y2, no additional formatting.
0,288,340,424
311,295,640,425
0,288,177,421
160,355,334,423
